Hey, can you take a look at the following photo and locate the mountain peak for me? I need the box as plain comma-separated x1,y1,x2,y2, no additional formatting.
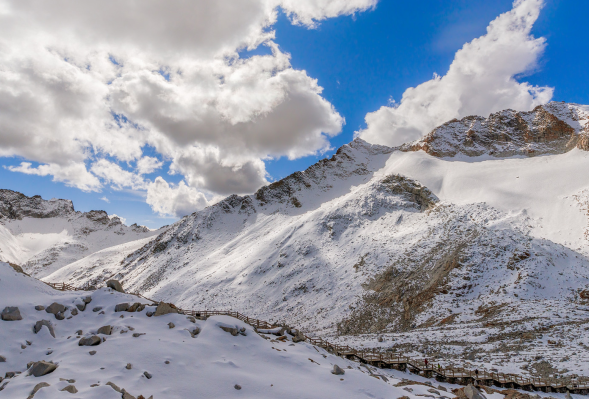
0,189,75,220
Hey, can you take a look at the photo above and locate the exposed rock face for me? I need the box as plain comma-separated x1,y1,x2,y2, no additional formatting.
1,306,22,321
154,302,179,317
33,320,55,338
106,280,125,293
0,190,74,220
29,361,58,377
404,102,589,158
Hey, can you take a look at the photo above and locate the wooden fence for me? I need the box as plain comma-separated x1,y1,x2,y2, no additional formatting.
45,280,589,395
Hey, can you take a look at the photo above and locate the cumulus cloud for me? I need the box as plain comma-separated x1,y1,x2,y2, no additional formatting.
358,0,553,147
0,0,373,217
100,196,110,203
146,177,210,218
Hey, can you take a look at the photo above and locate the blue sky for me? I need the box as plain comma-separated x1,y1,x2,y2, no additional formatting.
0,0,587,229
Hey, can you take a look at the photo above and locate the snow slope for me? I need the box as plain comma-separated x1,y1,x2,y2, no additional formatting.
0,190,162,278
0,262,453,399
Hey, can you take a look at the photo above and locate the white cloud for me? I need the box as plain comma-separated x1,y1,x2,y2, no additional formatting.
136,156,163,175
108,213,127,225
100,196,110,203
146,177,210,218
6,162,101,192
358,0,553,147
0,0,373,214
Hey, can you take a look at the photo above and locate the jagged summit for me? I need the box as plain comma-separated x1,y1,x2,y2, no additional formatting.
404,101,589,157
0,189,75,220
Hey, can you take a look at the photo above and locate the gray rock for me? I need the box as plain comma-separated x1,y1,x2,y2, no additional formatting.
154,302,179,316
186,316,196,323
122,391,136,399
55,312,65,320
75,303,85,311
106,381,121,392
33,320,55,338
98,311,105,315
46,350,52,355
428,389,441,395
60,385,78,393
78,336,101,346
220,326,239,336
92,306,102,312
126,363,132,370
76,330,83,335
83,296,92,304
566,393,573,399
35,305,45,311
1,306,22,321
29,382,50,397
128,302,143,312
187,327,200,338
292,331,305,343
97,325,112,335
70,308,78,316
144,371,152,379
464,384,487,399
0,355,5,362
29,361,58,377
21,344,27,349
45,302,65,315
331,365,345,375
89,351,96,355
168,322,175,329
234,384,242,390
132,333,145,337
146,311,154,317
115,303,129,312
106,279,125,293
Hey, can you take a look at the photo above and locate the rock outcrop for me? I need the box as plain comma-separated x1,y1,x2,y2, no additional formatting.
1,306,22,321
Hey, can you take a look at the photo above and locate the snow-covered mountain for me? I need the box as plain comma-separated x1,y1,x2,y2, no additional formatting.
10,101,589,377
0,190,162,278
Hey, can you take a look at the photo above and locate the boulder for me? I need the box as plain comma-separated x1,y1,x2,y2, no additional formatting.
168,322,175,329
29,382,50,398
106,381,122,392
115,303,130,312
292,331,305,343
154,302,179,316
126,363,132,370
89,351,96,355
70,308,78,316
60,385,78,393
0,355,5,362
92,307,102,312
1,306,22,321
106,279,125,293
45,302,65,315
35,306,45,311
128,302,143,312
331,365,345,375
146,311,154,317
97,325,112,335
79,336,101,346
83,296,92,304
186,316,196,323
33,320,55,338
76,330,83,335
187,327,200,338
75,303,85,311
144,371,152,379
55,312,65,320
122,391,136,399
464,384,487,399
29,361,58,377
220,326,239,336
234,385,242,390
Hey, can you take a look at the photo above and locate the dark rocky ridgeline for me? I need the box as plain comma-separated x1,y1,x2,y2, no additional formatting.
403,102,589,158
0,189,74,220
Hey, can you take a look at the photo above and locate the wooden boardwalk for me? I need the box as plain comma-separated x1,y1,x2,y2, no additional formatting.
46,280,589,395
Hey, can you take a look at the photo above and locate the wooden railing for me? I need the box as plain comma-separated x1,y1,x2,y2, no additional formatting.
44,280,589,394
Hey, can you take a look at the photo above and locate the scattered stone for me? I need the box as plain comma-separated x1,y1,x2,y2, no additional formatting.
106,381,122,392
59,378,76,383
428,388,441,395
128,302,144,312
76,330,83,335
83,296,92,304
122,391,136,399
1,306,22,321
438,386,448,392
331,365,345,375
165,361,170,364
89,351,96,355
29,361,58,377
143,371,152,379
28,382,50,398
234,384,242,390
220,326,239,336
26,340,32,345
98,311,105,315
97,325,112,335
133,333,146,337
5,372,15,378
21,344,27,349
75,303,86,311
45,302,65,315
187,327,200,338
79,336,101,346
0,356,5,362
55,312,65,320
90,383,99,387
92,307,102,312
34,320,55,338
292,331,305,343
61,385,78,393
106,279,125,293
186,316,196,323
154,302,179,316
126,363,133,370
115,303,132,313
146,311,154,317
168,322,175,329
46,350,53,355
35,306,45,311
464,384,487,399
70,308,78,316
